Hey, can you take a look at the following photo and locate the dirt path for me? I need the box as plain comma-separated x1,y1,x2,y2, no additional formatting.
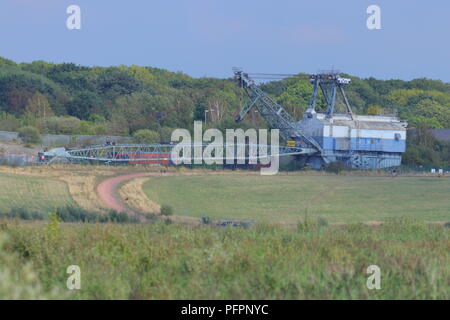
97,170,206,225
97,172,155,219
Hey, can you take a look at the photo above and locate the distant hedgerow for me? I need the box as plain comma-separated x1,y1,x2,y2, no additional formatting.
0,208,45,220
0,206,139,224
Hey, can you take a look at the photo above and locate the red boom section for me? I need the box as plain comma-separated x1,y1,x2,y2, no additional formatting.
116,152,171,165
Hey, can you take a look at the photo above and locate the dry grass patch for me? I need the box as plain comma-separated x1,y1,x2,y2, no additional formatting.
118,177,160,214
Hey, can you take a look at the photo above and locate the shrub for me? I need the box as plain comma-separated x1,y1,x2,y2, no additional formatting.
47,209,60,238
324,162,348,174
0,208,44,220
108,210,131,223
160,205,174,216
18,126,41,144
0,206,140,224
297,215,328,232
79,120,107,135
133,129,160,144
31,212,45,220
104,210,138,223
56,206,98,223
240,221,255,229
17,208,31,220
0,112,21,131
44,116,81,135
317,217,329,227
201,216,211,225
159,127,176,143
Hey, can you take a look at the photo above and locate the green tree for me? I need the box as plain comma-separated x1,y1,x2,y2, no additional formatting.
114,92,163,133
44,116,82,135
25,93,53,119
159,126,176,143
64,91,102,120
367,105,385,115
133,129,160,144
96,67,143,98
18,126,41,144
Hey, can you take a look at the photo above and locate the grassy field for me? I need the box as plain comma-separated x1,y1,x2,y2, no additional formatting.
0,169,448,299
0,220,448,299
143,174,450,224
0,173,76,213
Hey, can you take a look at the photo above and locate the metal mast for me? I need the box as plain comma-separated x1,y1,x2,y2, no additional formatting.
308,71,354,119
233,69,323,153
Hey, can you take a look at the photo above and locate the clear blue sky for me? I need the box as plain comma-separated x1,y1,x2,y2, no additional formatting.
1,0,449,81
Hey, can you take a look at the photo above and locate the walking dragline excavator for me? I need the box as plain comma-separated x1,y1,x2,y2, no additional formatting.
233,69,407,169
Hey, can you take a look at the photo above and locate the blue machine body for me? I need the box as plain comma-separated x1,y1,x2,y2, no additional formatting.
295,111,407,169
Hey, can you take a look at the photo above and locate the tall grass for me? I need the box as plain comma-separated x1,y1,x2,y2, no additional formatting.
0,219,448,299
0,233,65,299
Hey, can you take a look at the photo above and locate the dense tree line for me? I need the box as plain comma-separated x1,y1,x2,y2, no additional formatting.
0,57,252,137
0,56,449,165
403,127,450,167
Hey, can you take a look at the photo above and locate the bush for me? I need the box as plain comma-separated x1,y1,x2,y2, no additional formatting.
79,121,107,135
0,206,140,224
31,212,45,220
159,127,176,143
133,129,160,144
44,116,81,135
18,126,41,144
201,216,211,225
56,206,98,223
56,207,139,224
160,205,174,216
108,210,133,223
0,112,21,131
0,208,44,220
297,215,328,232
324,162,348,174
317,217,329,227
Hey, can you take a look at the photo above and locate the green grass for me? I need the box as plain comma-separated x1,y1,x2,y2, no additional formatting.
143,174,450,223
1,220,448,299
0,173,76,213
